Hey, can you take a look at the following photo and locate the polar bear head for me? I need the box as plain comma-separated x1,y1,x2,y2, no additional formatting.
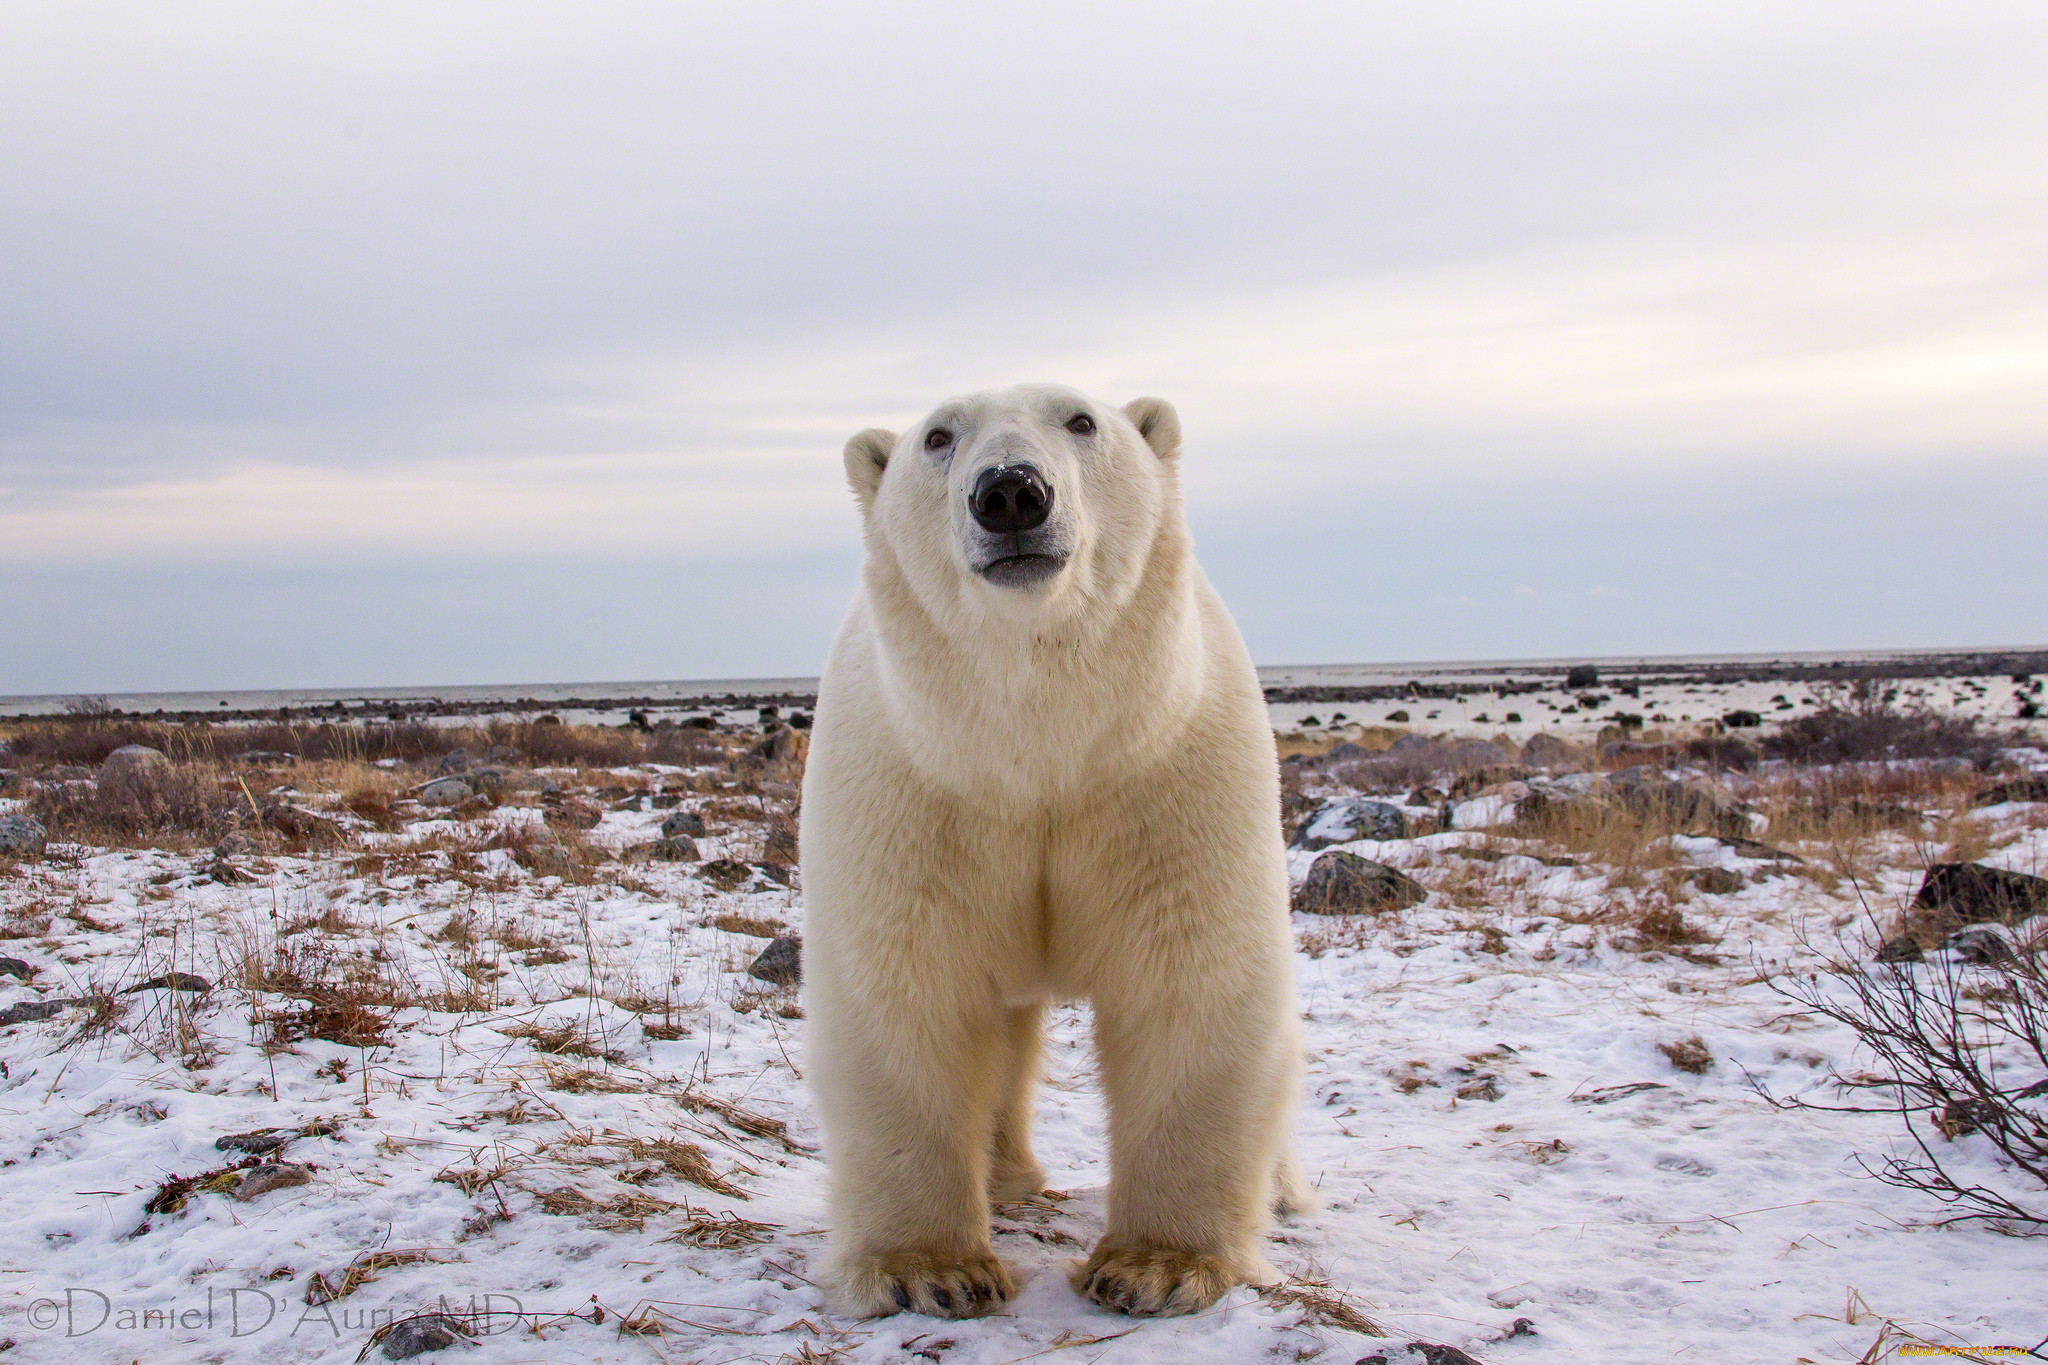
842,385,1184,631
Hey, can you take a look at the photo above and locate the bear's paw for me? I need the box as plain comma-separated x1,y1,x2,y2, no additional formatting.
836,1249,1013,1319
1072,1244,1239,1317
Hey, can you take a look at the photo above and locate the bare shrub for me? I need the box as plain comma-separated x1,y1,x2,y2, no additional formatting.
1757,927,2048,1228
29,762,236,847
1767,679,2014,767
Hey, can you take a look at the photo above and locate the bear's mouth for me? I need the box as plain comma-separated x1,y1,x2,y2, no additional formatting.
975,553,1068,588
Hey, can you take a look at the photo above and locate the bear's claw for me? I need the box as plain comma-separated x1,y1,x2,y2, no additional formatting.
1073,1245,1238,1317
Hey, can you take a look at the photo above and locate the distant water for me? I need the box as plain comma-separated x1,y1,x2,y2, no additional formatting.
2,645,2035,722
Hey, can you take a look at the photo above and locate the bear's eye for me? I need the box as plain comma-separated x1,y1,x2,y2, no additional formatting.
1065,413,1095,437
924,428,952,452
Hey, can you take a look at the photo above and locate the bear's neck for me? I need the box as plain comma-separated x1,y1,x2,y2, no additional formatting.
864,524,1212,797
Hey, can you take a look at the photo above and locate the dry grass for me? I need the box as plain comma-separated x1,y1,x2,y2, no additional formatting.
1255,1279,1388,1336
304,1248,453,1305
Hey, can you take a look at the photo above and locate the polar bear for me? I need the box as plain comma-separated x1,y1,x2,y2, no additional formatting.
799,384,1306,1320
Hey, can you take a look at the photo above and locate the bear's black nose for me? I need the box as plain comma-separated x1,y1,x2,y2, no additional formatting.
969,464,1053,534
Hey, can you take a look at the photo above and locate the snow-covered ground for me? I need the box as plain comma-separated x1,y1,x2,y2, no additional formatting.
2,762,2046,1364
1268,672,2047,742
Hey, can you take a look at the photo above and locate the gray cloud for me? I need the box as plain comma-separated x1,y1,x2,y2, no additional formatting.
1,2,2043,687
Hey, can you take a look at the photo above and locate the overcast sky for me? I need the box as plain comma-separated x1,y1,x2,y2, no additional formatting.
4,2,2045,695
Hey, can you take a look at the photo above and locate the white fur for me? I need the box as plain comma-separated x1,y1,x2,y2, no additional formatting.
801,385,1306,1319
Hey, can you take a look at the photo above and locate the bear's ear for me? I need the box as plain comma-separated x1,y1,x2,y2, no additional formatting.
842,428,897,509
1122,398,1181,461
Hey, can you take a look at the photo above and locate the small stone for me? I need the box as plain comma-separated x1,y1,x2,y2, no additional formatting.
747,935,802,986
1689,867,1744,895
542,796,604,831
1943,926,2017,966
436,750,474,775
1409,1344,1487,1365
699,858,752,890
0,814,50,859
0,1000,70,1027
661,809,707,839
124,972,211,994
625,835,700,864
379,1313,472,1359
1291,851,1427,915
229,1163,312,1200
215,1129,290,1154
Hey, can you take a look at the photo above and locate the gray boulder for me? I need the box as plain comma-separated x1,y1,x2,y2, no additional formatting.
661,808,707,839
97,744,168,788
1292,797,1409,849
436,750,474,774
0,814,48,859
414,776,473,807
1291,850,1427,915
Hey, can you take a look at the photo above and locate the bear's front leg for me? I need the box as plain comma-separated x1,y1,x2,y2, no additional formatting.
808,984,1018,1318
1076,977,1298,1316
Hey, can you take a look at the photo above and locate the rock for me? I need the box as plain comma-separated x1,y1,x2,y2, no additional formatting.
436,750,474,775
747,935,802,986
1519,732,1587,769
1608,769,1750,838
1874,936,1924,964
661,809,707,839
521,841,579,879
414,776,474,807
466,767,508,798
380,1313,472,1360
1689,867,1744,895
215,1130,291,1155
261,802,344,843
1512,786,1622,833
1721,709,1762,728
1291,851,1427,915
0,999,71,1027
0,814,49,859
0,957,31,980
97,744,169,788
227,1162,313,1200
1564,665,1599,689
1709,834,1804,864
1322,742,1368,762
753,726,801,761
124,972,211,994
214,831,257,858
1943,925,2018,967
1409,1344,1488,1365
699,858,753,891
542,796,604,831
1974,774,2048,807
1912,863,2048,926
626,835,700,863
